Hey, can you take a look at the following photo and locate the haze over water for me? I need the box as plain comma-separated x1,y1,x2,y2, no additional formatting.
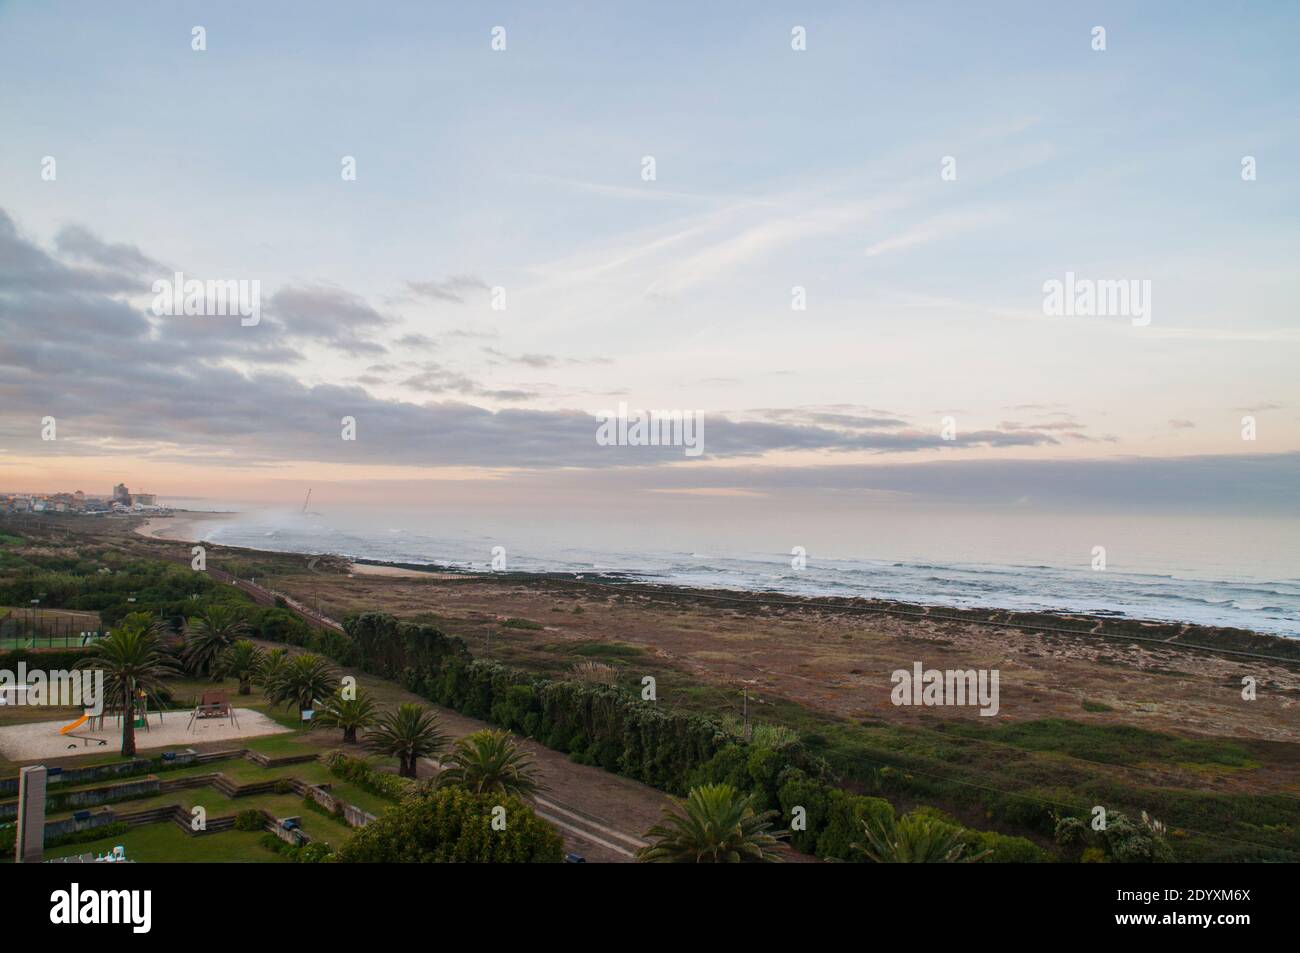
172,498,1300,637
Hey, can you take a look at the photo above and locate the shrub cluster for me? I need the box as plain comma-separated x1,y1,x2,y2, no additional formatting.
336,786,562,863
259,832,335,863
324,750,415,803
1054,811,1174,863
233,809,265,832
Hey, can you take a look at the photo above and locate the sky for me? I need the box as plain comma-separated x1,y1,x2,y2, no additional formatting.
0,1,1297,515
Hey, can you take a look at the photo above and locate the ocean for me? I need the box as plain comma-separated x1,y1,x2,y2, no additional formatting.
163,498,1300,638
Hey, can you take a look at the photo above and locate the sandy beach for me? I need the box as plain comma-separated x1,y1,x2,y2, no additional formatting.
133,510,233,543
349,563,462,579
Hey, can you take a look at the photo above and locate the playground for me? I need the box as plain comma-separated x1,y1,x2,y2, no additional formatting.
0,707,289,761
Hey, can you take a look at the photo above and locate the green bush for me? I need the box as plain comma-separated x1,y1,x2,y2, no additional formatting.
336,786,563,863
490,683,538,734
1054,810,1173,863
1102,813,1175,863
325,751,415,802
777,769,830,855
0,648,96,671
816,788,895,860
259,832,335,863
960,828,1050,863
234,809,265,832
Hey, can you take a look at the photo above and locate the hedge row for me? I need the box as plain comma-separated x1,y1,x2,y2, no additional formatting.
0,648,95,671
336,611,1049,862
347,612,729,795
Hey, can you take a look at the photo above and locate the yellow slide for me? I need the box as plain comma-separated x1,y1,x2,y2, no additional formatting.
59,713,90,735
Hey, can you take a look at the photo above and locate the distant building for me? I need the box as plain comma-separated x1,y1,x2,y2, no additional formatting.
112,483,130,504
133,492,157,506
74,490,85,503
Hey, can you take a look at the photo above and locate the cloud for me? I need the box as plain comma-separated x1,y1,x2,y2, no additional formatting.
406,275,489,304
55,224,163,275
269,285,392,355
482,347,612,369
756,408,909,430
0,210,142,296
400,363,538,401
0,208,1092,471
863,210,997,258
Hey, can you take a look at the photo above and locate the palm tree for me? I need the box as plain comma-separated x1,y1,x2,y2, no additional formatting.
75,619,179,757
364,703,449,778
636,784,787,863
255,647,289,693
265,653,336,719
214,639,264,695
439,729,540,796
182,605,251,677
851,812,991,863
311,689,378,744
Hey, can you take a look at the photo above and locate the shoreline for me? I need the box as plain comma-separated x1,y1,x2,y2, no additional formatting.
133,509,234,542
114,522,1299,654
182,540,1299,661
339,560,1298,657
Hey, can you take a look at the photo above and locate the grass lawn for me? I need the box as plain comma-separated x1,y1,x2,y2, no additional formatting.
23,742,396,853
50,790,360,847
46,825,286,863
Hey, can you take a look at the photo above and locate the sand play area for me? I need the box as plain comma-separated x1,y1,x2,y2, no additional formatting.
0,708,290,761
